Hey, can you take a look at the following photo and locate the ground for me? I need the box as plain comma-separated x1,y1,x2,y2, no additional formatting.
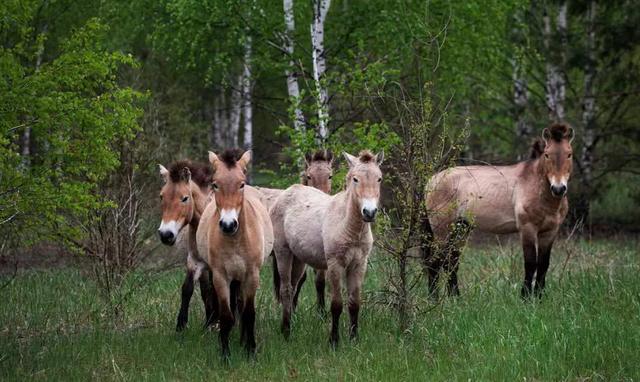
1,237,638,380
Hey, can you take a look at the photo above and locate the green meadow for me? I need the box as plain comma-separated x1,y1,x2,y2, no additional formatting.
1,238,638,381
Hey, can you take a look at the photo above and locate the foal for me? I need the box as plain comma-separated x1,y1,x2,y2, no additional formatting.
270,150,383,347
197,149,273,357
157,161,217,330
425,123,574,297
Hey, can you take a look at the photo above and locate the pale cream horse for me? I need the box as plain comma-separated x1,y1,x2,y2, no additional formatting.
196,149,273,357
425,123,574,297
255,150,334,312
270,150,383,347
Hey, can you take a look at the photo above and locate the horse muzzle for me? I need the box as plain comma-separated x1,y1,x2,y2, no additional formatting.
550,184,567,198
362,207,378,222
219,219,239,235
158,229,176,245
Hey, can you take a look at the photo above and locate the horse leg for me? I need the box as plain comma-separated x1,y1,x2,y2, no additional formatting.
519,227,538,299
198,265,218,328
347,259,366,340
290,258,306,311
315,269,326,314
275,249,294,339
327,257,344,349
212,275,233,359
445,250,461,296
176,270,194,331
535,232,556,297
230,280,242,320
240,270,259,356
292,270,307,310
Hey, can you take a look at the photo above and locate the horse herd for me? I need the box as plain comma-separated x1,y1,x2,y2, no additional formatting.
157,122,575,358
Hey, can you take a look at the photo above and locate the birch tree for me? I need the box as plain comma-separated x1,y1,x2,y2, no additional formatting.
242,35,253,150
579,0,597,219
228,74,243,146
283,0,305,131
543,3,567,122
311,0,331,142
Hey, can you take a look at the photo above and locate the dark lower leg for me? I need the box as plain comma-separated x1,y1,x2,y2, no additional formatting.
176,271,194,331
240,295,256,355
315,270,326,314
426,261,441,299
219,302,234,359
348,300,359,340
446,251,461,296
199,269,218,327
535,244,552,297
330,299,342,348
521,237,538,299
292,270,307,310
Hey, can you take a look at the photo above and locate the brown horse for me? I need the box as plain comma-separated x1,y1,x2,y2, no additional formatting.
196,149,273,357
157,160,217,331
257,150,335,312
424,123,574,297
270,150,383,347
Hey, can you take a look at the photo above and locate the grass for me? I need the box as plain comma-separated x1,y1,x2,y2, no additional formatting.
1,238,639,381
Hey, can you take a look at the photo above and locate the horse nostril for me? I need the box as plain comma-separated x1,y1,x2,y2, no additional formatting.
551,184,567,196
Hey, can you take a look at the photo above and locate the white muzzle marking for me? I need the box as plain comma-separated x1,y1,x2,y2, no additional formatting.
158,220,180,237
220,208,239,225
361,198,378,212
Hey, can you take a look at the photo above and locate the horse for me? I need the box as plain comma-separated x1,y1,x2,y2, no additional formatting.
157,160,217,331
270,150,383,347
196,149,273,357
424,123,574,298
256,150,334,312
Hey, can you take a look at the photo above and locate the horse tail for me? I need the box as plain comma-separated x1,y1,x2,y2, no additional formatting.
272,252,281,303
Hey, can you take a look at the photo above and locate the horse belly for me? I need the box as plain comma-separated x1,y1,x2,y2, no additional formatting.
464,193,518,234
284,213,327,270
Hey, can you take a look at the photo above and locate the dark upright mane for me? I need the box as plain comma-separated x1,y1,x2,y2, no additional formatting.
218,148,244,168
529,139,545,159
548,122,572,142
305,150,333,164
168,160,213,187
358,150,375,163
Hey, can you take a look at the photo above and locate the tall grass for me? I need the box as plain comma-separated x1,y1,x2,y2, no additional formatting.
1,238,638,380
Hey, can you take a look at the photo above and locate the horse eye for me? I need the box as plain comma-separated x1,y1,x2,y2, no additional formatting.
307,175,311,180
212,183,219,190
353,177,359,183
240,182,245,189
159,195,163,200
568,153,572,159
328,175,333,179
544,153,549,159
181,196,189,203
378,178,382,183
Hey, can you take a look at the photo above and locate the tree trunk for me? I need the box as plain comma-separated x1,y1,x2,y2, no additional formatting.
543,4,566,122
282,0,305,131
242,35,253,150
229,74,243,147
311,0,331,142
212,88,225,149
578,0,597,224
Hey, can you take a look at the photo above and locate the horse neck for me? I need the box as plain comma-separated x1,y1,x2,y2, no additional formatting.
336,186,369,239
188,181,208,227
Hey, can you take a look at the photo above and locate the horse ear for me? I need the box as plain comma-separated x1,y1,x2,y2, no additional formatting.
567,127,575,143
343,152,357,168
304,152,312,168
209,151,219,165
238,150,252,170
375,150,384,165
542,128,551,145
180,167,191,183
159,164,169,183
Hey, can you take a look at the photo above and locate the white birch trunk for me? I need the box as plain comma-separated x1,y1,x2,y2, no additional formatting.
311,0,331,141
580,0,597,193
229,74,243,147
242,36,253,150
22,24,47,167
283,0,305,131
213,88,224,149
513,58,529,141
543,6,566,122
